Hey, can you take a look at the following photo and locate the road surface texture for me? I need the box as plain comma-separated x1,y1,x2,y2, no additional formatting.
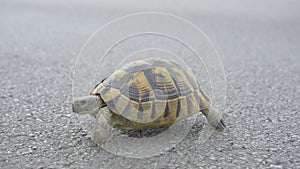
0,0,299,168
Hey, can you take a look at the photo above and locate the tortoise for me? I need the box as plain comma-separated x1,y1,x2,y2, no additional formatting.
72,57,226,145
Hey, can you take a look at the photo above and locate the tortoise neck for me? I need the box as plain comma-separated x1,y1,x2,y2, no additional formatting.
99,96,106,108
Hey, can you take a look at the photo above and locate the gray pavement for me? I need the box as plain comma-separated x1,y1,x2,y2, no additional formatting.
0,0,300,168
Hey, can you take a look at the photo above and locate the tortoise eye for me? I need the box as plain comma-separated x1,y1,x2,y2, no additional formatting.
81,100,87,105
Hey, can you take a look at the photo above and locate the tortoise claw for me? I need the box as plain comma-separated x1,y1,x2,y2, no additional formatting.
215,119,226,131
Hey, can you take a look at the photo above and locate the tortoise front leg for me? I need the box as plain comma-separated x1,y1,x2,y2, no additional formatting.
110,113,136,130
92,107,113,146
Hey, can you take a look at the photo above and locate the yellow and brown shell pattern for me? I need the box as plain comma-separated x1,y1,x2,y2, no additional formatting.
91,57,210,129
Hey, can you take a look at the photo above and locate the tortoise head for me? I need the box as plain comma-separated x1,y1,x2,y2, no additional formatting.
72,95,101,115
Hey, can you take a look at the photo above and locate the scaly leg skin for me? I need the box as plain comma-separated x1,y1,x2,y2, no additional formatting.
92,107,113,146
202,106,226,131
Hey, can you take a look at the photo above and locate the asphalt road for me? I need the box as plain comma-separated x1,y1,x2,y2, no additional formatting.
1,0,300,168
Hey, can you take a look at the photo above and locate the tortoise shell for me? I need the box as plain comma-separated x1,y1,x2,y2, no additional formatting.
91,57,210,127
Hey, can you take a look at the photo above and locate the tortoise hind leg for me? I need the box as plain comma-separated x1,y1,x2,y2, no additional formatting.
92,107,113,146
201,106,226,131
